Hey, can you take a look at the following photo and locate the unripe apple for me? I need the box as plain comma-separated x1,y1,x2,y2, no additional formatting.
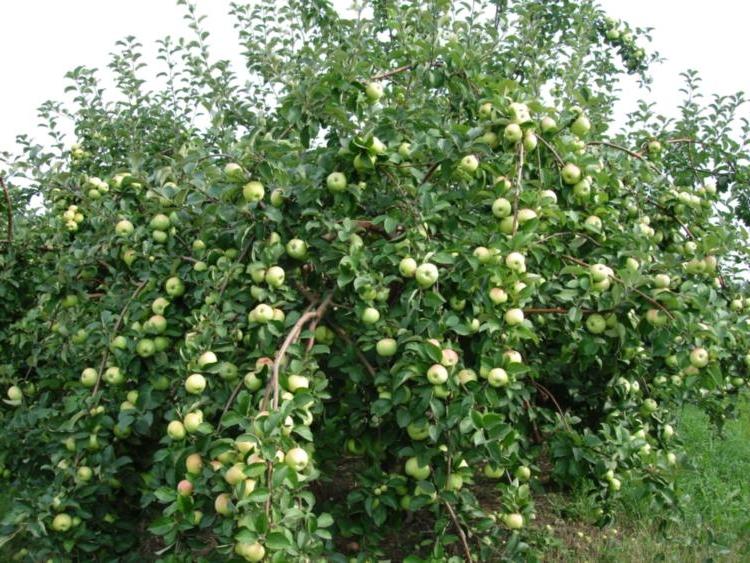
242,181,265,203
326,171,347,192
642,398,658,414
361,307,380,324
459,155,479,173
236,541,265,562
185,373,206,395
504,350,523,364
404,456,431,480
609,477,621,491
624,257,640,272
365,81,384,101
287,374,310,392
376,338,398,357
184,411,204,433
666,452,677,465
561,163,582,185
487,368,509,387
503,513,524,530
51,513,73,532
441,348,459,367
589,264,611,282
398,142,412,157
167,420,186,440
484,465,504,479
653,274,670,289
197,351,218,368
648,140,662,155
165,276,185,297
492,197,512,218
570,114,591,137
104,366,125,385
369,136,387,155
80,367,98,387
478,102,494,119
508,102,531,124
504,123,523,143
407,421,430,441
186,453,203,475
415,263,439,288
446,473,464,491
517,208,537,223
504,308,525,326
286,238,308,260
489,287,509,305
473,246,491,264
540,116,557,133
426,364,449,385
645,309,667,327
523,131,538,151
515,466,531,481
586,314,607,334
214,493,232,516
177,479,194,496
285,447,309,471
584,215,602,231
224,162,245,181
505,252,526,273
225,463,246,485
689,347,709,368
479,131,498,147
115,219,134,237
76,466,93,482
150,214,170,231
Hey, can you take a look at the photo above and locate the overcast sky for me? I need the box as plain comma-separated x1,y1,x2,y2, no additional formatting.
0,1,747,155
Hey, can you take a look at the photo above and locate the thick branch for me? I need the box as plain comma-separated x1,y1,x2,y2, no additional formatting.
0,177,12,244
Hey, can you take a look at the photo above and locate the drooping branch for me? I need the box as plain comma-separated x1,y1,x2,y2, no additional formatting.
91,279,149,398
443,500,474,563
511,143,525,236
562,255,674,319
0,177,12,245
537,135,564,168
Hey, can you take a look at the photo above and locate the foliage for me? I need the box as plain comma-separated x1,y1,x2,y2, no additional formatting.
0,0,748,561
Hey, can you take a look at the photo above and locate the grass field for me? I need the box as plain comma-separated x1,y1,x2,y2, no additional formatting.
544,398,750,562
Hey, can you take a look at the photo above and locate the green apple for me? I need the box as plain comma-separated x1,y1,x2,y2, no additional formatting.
225,463,246,485
561,162,582,185
151,297,170,315
457,369,478,384
503,513,524,530
584,215,602,232
150,214,170,231
523,131,538,151
361,307,380,324
165,276,185,297
484,465,504,479
415,263,439,288
479,131,499,148
642,398,658,414
508,102,531,124
80,367,98,387
540,116,557,133
570,114,591,137
376,338,398,357
76,465,93,482
478,102,493,119
504,308,525,326
365,81,384,101
398,142,412,157
224,162,245,181
474,246,492,263
404,456,431,480
197,351,218,368
136,339,156,357
185,373,206,394
62,294,79,308
589,264,611,282
152,230,168,243
184,411,204,433
369,136,387,155
504,123,523,143
104,366,125,385
264,265,285,287
487,368,509,387
645,309,667,327
146,315,167,334
459,154,479,173
236,542,265,562
115,219,134,236
586,314,607,334
242,181,265,203
505,252,526,273
353,153,376,171
167,420,186,440
515,466,531,481
624,257,640,272
492,197,512,218
326,171,347,192
441,348,459,367
286,238,307,260
407,421,430,440
285,447,309,471
489,287,508,305
446,473,464,491
51,513,73,532
426,364,448,385
689,347,709,368
287,374,309,392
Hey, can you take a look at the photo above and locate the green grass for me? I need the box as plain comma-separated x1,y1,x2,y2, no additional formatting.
546,398,750,562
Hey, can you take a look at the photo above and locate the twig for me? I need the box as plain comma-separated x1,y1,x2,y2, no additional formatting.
562,255,674,319
511,143,525,235
587,140,647,162
369,64,415,81
536,135,564,168
218,239,253,297
443,501,474,562
420,161,441,186
0,177,12,244
217,380,245,431
329,324,377,378
531,381,570,431
91,280,148,399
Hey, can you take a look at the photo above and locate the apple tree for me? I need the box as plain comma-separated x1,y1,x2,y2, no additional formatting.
1,0,749,561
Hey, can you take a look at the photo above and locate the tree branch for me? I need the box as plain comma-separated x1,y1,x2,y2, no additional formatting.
443,500,474,562
91,279,148,398
329,324,377,378
511,143,525,235
537,135,564,168
420,161,441,186
0,177,12,245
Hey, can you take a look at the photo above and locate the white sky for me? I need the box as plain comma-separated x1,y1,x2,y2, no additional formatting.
0,1,747,155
